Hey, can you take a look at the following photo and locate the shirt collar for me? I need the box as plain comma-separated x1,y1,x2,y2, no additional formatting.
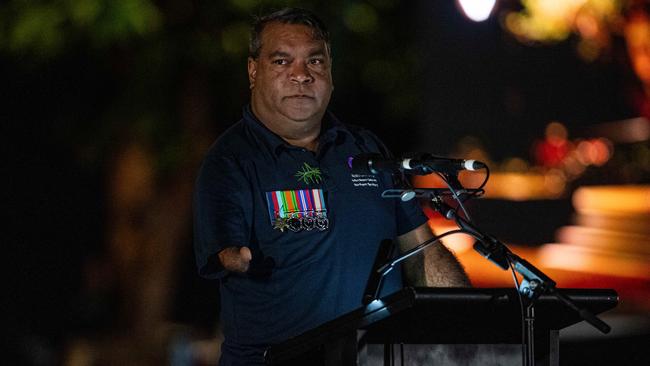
242,104,352,156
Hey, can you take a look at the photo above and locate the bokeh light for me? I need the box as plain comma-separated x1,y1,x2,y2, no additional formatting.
457,0,496,22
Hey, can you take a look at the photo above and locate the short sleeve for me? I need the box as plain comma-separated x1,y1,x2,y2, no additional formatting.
193,153,252,279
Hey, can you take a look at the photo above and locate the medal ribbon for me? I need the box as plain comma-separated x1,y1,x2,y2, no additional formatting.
265,189,327,224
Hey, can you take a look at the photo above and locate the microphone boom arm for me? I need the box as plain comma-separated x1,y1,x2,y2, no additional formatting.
428,194,611,334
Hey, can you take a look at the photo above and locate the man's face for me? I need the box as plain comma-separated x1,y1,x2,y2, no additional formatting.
248,22,333,127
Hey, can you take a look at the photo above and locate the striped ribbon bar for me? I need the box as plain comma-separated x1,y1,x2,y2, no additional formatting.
265,189,326,224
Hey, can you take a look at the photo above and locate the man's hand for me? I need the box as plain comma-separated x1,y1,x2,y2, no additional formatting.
218,246,252,273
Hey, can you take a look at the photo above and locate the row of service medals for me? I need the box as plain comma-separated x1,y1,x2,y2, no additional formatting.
273,211,329,232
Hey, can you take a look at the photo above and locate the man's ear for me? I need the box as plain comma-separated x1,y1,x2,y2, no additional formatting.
247,57,257,89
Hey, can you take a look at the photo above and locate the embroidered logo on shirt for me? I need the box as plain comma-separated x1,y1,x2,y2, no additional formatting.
265,189,329,232
295,163,322,185
350,173,379,188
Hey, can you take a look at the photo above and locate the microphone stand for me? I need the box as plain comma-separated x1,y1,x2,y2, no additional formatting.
429,194,611,366
369,183,611,366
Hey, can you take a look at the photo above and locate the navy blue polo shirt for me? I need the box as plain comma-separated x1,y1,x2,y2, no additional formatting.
193,105,427,349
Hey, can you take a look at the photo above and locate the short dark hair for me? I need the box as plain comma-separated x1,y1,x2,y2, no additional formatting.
249,8,330,59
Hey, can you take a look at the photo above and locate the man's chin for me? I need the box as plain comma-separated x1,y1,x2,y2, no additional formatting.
281,108,321,123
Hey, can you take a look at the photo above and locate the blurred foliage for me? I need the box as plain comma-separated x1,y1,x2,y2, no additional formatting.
503,0,624,61
1,0,162,57
2,0,422,173
343,2,379,33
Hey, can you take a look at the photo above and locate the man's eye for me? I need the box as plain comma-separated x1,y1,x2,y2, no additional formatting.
310,59,324,65
273,59,288,65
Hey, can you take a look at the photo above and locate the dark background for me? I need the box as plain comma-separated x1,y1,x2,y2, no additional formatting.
3,0,644,364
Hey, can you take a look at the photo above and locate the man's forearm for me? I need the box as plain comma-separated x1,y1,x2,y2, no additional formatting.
398,223,471,287
423,241,471,287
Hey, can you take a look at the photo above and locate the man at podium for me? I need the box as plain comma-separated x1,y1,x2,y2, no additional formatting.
193,7,470,365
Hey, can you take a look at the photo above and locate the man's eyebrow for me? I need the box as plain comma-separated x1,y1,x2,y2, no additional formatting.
266,47,328,59
268,51,290,58
308,50,327,57
308,44,328,57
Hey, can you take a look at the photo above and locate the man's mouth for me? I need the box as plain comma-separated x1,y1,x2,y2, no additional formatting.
285,94,315,99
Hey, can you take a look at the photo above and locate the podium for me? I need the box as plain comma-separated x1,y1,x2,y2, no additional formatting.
265,287,618,366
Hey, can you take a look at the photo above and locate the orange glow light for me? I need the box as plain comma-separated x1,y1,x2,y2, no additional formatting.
573,185,650,215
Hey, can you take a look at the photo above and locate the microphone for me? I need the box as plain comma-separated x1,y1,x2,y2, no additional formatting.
349,153,486,175
348,153,402,175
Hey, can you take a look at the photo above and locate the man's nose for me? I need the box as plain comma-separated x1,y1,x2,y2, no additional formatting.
290,62,314,83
